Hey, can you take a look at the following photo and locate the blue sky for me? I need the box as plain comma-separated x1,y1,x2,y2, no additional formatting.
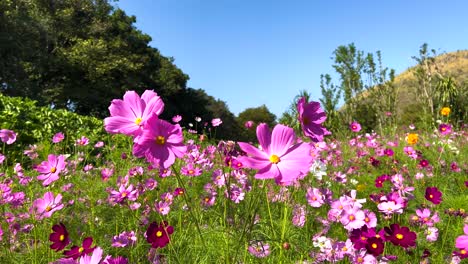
114,0,468,118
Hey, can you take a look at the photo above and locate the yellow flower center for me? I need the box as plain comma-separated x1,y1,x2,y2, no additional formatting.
348,215,355,221
269,154,280,164
155,136,165,145
59,235,65,241
45,206,52,212
441,127,446,131
396,233,403,239
357,257,363,263
78,247,84,253
189,170,194,174
156,231,163,237
342,246,348,251
50,167,57,173
135,117,142,125
365,217,369,222
371,243,378,249
429,194,433,199
461,249,467,254
121,192,127,198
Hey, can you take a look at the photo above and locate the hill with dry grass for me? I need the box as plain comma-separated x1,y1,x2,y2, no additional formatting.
393,50,468,114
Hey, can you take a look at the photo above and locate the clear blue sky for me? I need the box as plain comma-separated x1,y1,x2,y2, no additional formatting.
113,0,468,118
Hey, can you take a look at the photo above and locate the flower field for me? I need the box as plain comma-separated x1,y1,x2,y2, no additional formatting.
1,91,467,263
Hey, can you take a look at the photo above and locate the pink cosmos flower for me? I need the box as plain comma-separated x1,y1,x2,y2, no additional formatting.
36,154,66,186
109,184,138,204
455,224,468,250
172,115,182,123
425,227,438,242
296,97,329,142
211,118,222,127
237,123,313,184
52,132,65,143
0,129,16,144
104,90,164,137
133,114,186,169
349,121,361,132
248,241,270,258
306,187,325,207
112,231,137,248
341,208,366,231
79,246,103,264
244,120,254,129
378,200,403,215
31,192,64,219
75,136,89,146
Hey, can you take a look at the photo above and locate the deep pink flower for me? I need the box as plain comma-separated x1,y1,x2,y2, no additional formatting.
64,237,96,260
52,132,65,143
237,123,312,184
425,187,442,205
36,154,66,186
297,97,331,142
146,221,174,248
0,129,16,144
384,224,417,248
133,114,186,169
438,123,452,135
31,192,64,219
104,90,164,137
296,97,329,142
49,223,70,251
349,121,361,132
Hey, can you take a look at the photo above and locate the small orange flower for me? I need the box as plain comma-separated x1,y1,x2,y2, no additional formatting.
440,107,451,116
406,133,418,145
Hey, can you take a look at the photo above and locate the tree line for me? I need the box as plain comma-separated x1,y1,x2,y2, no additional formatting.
0,0,278,141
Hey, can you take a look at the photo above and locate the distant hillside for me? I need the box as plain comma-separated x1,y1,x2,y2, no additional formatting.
393,50,468,115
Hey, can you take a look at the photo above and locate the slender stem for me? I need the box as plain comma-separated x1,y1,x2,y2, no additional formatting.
172,165,206,248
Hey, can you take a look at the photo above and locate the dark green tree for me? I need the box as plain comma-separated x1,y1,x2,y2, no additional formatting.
238,105,277,142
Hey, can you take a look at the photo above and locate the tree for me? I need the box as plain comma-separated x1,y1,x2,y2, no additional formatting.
238,105,277,142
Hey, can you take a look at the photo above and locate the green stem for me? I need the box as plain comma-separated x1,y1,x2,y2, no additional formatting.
172,165,206,249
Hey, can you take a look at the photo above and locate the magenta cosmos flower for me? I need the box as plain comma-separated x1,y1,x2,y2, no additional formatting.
64,237,96,260
52,132,65,143
237,123,313,184
36,154,66,186
50,223,70,251
438,123,452,135
384,224,417,248
104,90,164,137
0,129,17,144
425,186,442,205
146,221,174,248
350,121,361,132
296,97,329,142
31,192,64,219
133,114,186,169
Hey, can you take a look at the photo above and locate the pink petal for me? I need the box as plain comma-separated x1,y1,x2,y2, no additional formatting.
456,235,468,249
256,124,271,153
270,124,295,157
238,142,268,160
255,163,280,179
